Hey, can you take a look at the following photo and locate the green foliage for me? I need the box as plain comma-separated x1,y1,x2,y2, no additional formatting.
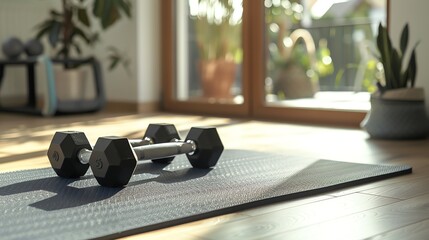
192,0,243,62
376,23,419,91
35,0,131,69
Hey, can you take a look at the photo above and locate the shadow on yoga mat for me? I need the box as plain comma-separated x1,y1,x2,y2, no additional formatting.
0,150,411,240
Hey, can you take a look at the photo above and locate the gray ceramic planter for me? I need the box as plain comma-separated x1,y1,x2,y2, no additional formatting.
361,96,429,139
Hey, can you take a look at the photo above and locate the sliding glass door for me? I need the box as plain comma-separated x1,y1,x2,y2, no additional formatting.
162,0,387,126
162,0,249,116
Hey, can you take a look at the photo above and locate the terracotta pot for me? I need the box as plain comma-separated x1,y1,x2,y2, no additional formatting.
274,63,317,99
198,59,236,99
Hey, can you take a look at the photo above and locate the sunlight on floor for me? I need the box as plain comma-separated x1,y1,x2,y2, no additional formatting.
267,91,370,111
0,113,234,166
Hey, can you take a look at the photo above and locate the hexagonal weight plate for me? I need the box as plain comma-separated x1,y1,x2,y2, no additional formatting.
185,127,224,168
47,131,91,178
89,136,138,187
144,123,180,164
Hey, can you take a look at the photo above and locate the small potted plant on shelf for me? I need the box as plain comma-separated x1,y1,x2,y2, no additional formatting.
34,0,131,100
361,23,429,139
191,0,242,99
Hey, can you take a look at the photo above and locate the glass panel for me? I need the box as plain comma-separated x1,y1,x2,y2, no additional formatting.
175,0,244,104
264,0,386,111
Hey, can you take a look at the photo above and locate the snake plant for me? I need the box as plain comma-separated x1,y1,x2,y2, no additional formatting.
376,23,419,92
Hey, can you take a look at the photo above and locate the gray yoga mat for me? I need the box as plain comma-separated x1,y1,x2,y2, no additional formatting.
0,150,411,240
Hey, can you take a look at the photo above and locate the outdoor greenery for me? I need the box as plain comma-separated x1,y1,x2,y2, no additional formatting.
190,0,243,63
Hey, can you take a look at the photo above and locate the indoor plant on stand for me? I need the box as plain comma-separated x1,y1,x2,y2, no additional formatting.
361,23,429,139
192,0,242,99
34,0,131,101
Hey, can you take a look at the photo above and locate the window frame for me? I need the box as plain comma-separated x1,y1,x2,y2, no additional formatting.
161,0,389,127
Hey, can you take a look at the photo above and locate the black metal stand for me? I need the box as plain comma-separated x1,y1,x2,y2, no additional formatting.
0,57,105,116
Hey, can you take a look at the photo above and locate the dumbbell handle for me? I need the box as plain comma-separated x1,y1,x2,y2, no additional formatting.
134,140,196,161
78,137,153,165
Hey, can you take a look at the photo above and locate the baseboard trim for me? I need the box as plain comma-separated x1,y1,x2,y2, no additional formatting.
138,101,160,113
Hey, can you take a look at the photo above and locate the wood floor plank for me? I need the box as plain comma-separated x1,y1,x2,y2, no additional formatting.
361,175,429,200
267,193,429,240
367,219,429,240
123,213,249,240
240,195,332,217
190,193,398,240
329,157,429,197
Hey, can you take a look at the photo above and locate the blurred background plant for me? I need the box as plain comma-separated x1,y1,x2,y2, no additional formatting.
374,23,418,92
191,0,243,63
189,0,243,98
265,0,334,99
34,0,131,70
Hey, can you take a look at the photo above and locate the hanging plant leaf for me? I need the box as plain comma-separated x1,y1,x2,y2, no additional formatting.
92,0,103,18
115,0,132,18
77,7,91,27
103,0,120,29
108,56,120,70
71,42,82,55
72,26,92,44
35,20,54,39
49,20,62,48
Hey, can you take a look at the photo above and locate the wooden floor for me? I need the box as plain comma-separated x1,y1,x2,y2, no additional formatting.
1,110,429,239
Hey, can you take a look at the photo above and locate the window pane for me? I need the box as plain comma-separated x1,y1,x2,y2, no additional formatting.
264,0,386,110
175,0,244,104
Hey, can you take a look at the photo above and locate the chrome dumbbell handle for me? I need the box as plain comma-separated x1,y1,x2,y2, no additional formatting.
77,137,153,165
133,139,196,161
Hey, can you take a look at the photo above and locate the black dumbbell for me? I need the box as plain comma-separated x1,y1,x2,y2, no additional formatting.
47,123,180,178
89,127,224,187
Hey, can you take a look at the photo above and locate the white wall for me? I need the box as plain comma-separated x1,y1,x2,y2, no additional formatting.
0,0,56,98
390,0,429,111
136,1,161,105
93,2,138,102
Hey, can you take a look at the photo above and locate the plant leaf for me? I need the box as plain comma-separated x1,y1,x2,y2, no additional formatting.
93,0,128,29
377,23,395,89
391,49,402,88
108,56,120,70
115,0,132,18
77,7,91,27
401,69,409,88
408,48,417,87
102,0,119,29
35,20,54,39
72,26,92,44
49,21,62,48
400,23,409,56
71,42,82,55
92,0,103,17
56,46,67,58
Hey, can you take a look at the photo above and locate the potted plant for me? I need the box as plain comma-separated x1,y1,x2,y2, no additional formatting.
270,28,320,99
265,1,334,100
361,23,429,139
191,0,242,99
34,0,131,100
